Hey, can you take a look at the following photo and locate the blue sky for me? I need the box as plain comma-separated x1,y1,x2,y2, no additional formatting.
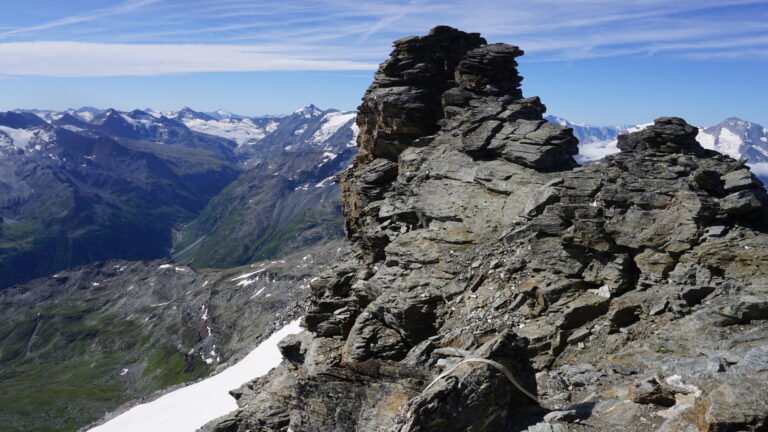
0,0,766,126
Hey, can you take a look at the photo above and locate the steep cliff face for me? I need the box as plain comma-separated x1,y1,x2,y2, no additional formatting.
206,27,768,432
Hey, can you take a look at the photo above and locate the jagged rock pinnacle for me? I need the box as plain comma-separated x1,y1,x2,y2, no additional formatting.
203,27,768,432
342,26,578,249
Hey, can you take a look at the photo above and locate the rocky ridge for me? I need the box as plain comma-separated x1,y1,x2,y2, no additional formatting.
205,27,768,432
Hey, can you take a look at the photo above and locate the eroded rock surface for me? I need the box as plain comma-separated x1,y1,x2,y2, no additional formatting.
204,26,768,432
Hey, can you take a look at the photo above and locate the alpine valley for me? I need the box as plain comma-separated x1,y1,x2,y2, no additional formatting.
1,27,768,432
0,105,356,289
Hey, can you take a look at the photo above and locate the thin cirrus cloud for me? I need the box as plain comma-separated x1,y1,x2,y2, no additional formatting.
0,0,162,39
0,42,378,77
0,0,766,77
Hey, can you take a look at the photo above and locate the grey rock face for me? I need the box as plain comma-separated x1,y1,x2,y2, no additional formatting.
205,27,768,432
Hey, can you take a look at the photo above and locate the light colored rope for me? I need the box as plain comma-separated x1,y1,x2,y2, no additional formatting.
423,357,539,403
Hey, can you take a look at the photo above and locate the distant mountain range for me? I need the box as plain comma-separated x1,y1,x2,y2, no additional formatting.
0,105,356,288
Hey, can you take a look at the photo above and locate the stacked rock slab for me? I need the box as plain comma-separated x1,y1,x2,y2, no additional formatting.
205,27,768,432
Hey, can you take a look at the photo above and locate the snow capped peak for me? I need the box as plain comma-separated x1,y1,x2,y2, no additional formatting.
65,107,103,123
697,117,768,163
173,107,214,121
545,116,590,128
293,104,323,117
547,116,570,127
727,117,745,123
203,109,250,120
101,108,119,118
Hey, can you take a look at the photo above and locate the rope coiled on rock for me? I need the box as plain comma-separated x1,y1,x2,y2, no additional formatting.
423,357,539,403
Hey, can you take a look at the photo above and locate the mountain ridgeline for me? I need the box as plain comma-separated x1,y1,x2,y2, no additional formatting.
171,106,357,269
201,26,768,432
0,105,357,288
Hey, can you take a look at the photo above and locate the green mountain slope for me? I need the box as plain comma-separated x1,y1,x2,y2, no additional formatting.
173,147,353,268
0,241,345,432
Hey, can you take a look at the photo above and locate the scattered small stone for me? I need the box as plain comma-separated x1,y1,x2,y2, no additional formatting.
527,422,567,432
650,299,669,316
544,409,579,423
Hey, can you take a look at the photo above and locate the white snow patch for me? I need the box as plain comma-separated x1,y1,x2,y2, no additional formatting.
315,175,334,188
249,287,266,299
120,368,129,376
696,130,716,150
575,122,655,163
236,278,256,287
348,124,360,146
183,118,266,146
716,128,744,159
293,124,308,135
61,125,86,133
88,320,302,432
119,113,138,126
627,122,653,133
310,111,355,144
158,264,173,270
0,126,43,148
76,111,96,122
231,269,265,281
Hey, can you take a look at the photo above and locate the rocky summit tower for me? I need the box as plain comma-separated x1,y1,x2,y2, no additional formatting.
205,27,768,432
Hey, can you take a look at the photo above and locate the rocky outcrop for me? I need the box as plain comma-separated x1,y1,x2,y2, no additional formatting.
206,27,768,432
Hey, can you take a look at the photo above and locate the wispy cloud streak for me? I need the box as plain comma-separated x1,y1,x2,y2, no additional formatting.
0,41,377,76
0,0,161,39
0,0,766,76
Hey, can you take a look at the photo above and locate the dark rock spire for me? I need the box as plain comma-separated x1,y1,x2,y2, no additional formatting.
342,26,578,257
204,27,768,432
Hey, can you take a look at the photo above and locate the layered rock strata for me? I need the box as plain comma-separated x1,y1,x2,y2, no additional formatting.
206,27,768,432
